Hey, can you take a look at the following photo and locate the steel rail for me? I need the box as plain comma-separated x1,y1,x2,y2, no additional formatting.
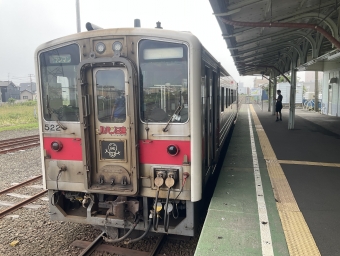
79,232,105,256
0,190,47,219
148,234,166,256
74,233,166,256
0,135,39,144
0,175,43,196
0,139,40,149
0,135,40,144
0,142,40,154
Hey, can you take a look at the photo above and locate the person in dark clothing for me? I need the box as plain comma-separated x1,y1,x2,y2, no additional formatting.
276,90,283,121
111,91,126,122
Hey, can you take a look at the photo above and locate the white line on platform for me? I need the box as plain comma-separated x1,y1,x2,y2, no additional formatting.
248,107,274,256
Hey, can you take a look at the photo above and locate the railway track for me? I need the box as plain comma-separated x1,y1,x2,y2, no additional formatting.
0,135,40,154
73,232,167,256
0,175,47,219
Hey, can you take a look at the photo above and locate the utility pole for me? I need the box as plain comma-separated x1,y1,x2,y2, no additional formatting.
76,0,81,33
28,74,34,91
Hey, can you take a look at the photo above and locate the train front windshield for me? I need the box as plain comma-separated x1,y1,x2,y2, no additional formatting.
139,40,188,123
39,44,80,122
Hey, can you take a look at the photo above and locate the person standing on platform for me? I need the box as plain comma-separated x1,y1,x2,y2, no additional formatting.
276,90,283,122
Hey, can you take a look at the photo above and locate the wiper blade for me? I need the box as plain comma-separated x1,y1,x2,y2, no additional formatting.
162,104,183,132
46,95,67,130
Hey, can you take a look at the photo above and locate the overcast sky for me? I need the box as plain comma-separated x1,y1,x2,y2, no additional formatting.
0,0,257,86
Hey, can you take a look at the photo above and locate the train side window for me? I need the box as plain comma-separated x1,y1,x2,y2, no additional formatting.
226,88,228,108
221,87,224,112
224,89,226,109
226,88,229,107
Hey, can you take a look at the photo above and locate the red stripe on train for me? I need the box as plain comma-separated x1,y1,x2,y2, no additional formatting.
139,140,190,165
43,137,82,161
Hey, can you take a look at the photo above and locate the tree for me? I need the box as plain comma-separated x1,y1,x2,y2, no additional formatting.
303,85,307,94
277,75,300,83
278,75,291,82
8,97,16,105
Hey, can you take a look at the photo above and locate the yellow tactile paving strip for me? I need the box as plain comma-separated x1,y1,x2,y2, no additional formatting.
277,160,340,167
249,105,321,256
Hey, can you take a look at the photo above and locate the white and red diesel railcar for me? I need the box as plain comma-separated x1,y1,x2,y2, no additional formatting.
35,22,237,239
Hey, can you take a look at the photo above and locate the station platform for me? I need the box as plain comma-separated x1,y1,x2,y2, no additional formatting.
195,104,340,256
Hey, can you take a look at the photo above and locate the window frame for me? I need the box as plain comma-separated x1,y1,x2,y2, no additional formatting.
38,43,81,123
137,38,190,125
93,67,127,124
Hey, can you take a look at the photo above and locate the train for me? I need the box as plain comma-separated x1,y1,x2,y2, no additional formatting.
34,20,237,240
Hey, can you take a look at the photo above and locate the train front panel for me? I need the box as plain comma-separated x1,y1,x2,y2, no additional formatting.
35,28,203,236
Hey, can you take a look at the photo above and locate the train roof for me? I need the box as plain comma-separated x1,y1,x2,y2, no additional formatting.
36,27,198,51
35,27,233,79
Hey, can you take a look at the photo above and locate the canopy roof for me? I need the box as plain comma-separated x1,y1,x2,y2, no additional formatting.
209,0,340,76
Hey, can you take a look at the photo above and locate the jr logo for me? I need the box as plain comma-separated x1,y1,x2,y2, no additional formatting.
100,126,127,135
105,143,121,158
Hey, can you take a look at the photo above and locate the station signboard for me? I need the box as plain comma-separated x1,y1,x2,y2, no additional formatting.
250,88,261,96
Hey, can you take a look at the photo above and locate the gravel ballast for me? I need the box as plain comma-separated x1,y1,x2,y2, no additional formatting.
0,129,199,255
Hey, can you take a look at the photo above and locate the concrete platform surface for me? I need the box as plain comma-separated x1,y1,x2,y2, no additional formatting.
196,104,340,256
195,104,288,256
255,106,340,256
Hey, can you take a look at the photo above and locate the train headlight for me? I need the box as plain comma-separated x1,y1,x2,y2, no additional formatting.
167,145,179,156
112,41,123,51
95,42,106,54
51,141,63,152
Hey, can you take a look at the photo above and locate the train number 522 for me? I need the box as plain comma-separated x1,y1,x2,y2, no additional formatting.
44,124,61,131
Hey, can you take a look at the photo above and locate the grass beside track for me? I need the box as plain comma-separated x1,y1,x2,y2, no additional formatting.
0,101,38,132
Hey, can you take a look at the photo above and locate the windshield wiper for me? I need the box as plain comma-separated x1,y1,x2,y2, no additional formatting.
46,94,67,130
162,104,183,132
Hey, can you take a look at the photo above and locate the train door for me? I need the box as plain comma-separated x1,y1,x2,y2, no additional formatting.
212,71,219,163
209,71,214,165
79,61,139,196
204,67,211,168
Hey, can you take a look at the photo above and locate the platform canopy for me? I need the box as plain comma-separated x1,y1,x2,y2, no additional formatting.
209,0,340,77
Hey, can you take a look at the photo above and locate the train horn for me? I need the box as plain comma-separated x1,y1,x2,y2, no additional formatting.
134,19,141,27
86,22,103,31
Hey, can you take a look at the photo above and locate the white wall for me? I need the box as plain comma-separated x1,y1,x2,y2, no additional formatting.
238,87,248,95
20,90,33,100
322,71,340,116
322,73,329,114
276,82,303,104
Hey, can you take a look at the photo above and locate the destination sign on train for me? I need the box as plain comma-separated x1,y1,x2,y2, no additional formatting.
49,54,71,64
144,47,183,60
